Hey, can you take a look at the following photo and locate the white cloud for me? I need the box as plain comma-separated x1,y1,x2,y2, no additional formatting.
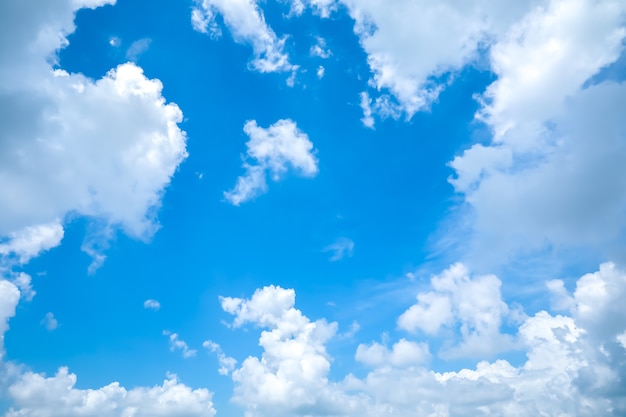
192,0,294,72
310,36,331,58
143,299,161,311
0,223,64,265
316,65,325,79
288,0,337,17
338,0,531,121
41,312,58,331
220,286,359,417
546,279,575,311
355,339,430,368
220,262,626,416
225,119,318,205
203,340,237,376
443,0,626,265
125,38,151,61
359,92,375,129
323,237,354,261
397,263,513,359
163,331,197,359
0,279,20,358
5,369,216,417
12,272,36,302
0,0,188,265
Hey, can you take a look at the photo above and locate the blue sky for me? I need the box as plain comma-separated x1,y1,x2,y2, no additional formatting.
1,0,626,416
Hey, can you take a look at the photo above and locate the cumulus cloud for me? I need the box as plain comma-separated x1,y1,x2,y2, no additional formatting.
336,0,531,122
440,0,626,265
225,119,318,205
0,280,20,358
355,339,430,368
0,278,214,416
218,263,626,416
163,330,197,358
5,369,215,417
397,263,514,358
191,0,294,72
0,0,188,267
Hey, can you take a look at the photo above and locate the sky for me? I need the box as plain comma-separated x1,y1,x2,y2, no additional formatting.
1,0,626,416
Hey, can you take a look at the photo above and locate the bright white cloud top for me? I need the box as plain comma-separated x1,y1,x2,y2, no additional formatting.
1,0,625,416
225,119,318,205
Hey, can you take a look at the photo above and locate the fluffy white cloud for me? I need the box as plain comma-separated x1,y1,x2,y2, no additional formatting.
203,341,237,376
163,331,197,359
0,0,188,266
0,280,20,358
397,263,513,358
443,0,626,264
355,339,430,368
0,223,64,265
192,0,294,72
218,263,626,416
220,286,363,416
225,119,318,205
5,369,216,417
336,0,535,124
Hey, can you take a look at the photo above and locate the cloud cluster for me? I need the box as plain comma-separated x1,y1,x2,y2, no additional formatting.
0,0,188,264
192,0,294,72
219,263,626,416
0,279,216,416
448,0,626,265
225,119,318,205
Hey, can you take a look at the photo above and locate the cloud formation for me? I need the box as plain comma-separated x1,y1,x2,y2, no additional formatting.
225,119,318,205
192,0,294,72
217,263,626,416
0,0,188,265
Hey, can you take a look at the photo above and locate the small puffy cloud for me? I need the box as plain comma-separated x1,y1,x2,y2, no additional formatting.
323,237,354,261
108,36,121,47
192,0,294,72
203,340,237,376
397,263,513,359
143,299,161,311
0,223,64,265
316,65,325,79
163,330,197,359
355,339,430,368
310,36,331,58
41,312,59,331
5,369,216,417
288,0,337,17
225,119,318,205
125,38,151,61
